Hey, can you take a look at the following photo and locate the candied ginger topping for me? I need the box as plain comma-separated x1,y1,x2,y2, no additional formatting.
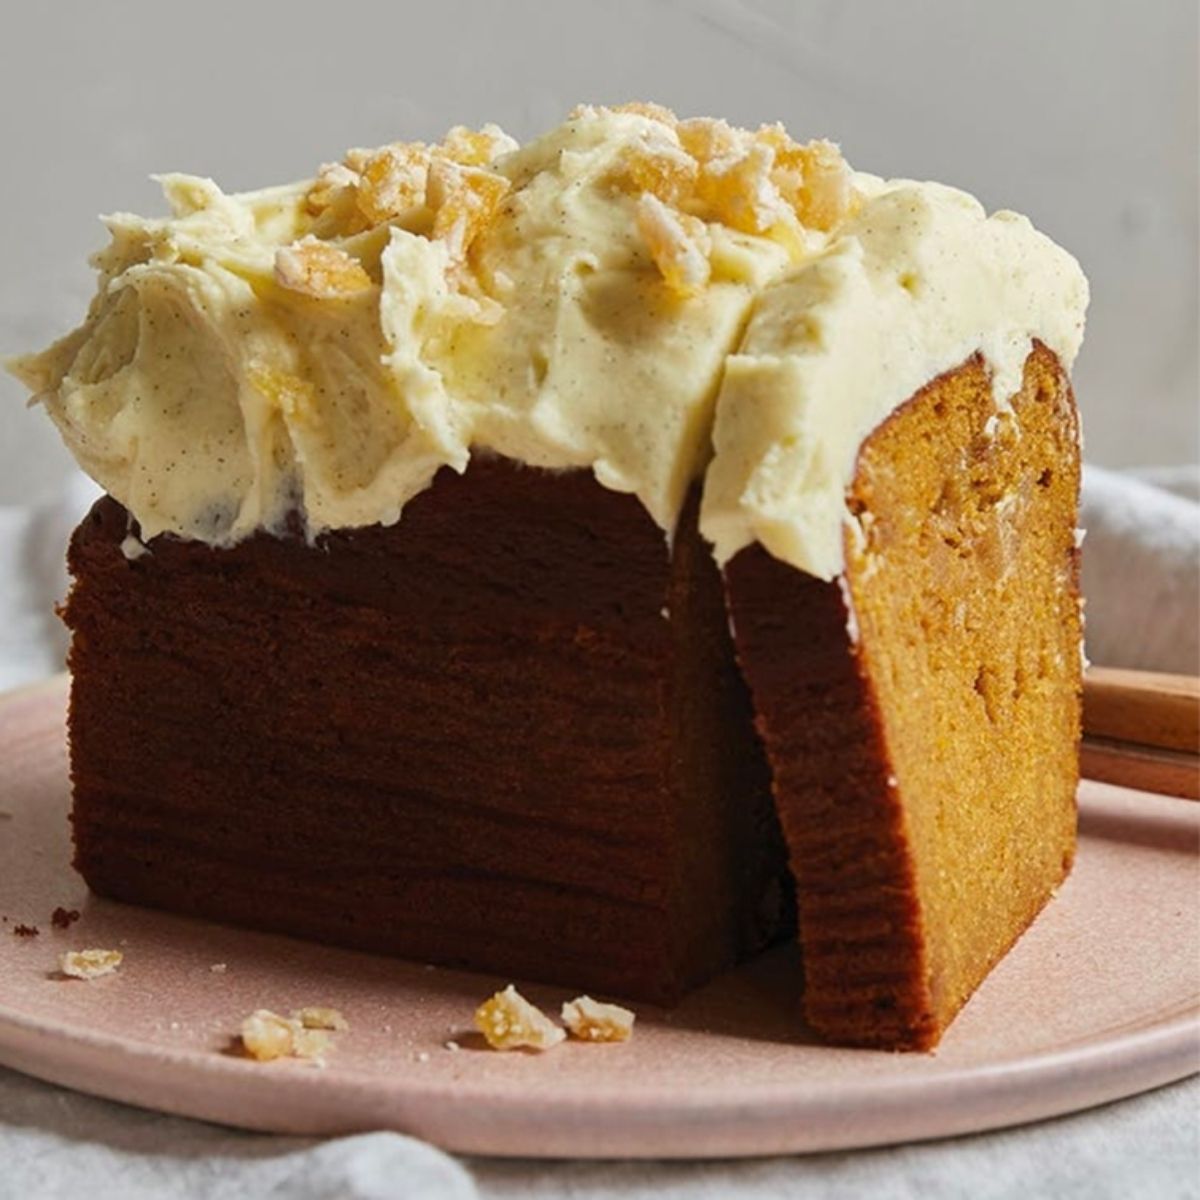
10,103,1087,580
275,237,374,299
636,194,712,296
428,158,512,269
355,143,430,225
603,110,855,292
605,100,679,125
474,984,565,1051
617,138,698,208
302,124,514,256
441,123,519,167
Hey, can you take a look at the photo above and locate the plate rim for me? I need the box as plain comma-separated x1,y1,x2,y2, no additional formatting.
1,997,1195,1157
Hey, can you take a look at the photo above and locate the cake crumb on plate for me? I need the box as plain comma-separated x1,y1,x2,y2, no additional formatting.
60,948,122,979
562,995,636,1042
240,1010,297,1062
475,984,565,1051
239,1009,336,1063
50,907,81,929
296,1006,349,1031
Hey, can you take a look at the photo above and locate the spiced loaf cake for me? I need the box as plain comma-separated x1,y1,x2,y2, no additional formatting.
8,103,1088,1048
62,467,786,1004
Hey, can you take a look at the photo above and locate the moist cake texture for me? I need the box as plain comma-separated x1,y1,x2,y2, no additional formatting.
9,103,1088,1048
727,343,1081,1048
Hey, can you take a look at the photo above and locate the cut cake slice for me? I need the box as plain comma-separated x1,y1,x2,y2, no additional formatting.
725,343,1082,1048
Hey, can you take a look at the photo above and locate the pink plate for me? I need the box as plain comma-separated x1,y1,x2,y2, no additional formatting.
0,676,1197,1158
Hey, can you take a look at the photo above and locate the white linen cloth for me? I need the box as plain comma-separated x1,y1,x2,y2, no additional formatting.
0,463,1197,1198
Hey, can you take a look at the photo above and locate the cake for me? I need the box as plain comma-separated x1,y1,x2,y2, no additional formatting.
61,467,786,1004
721,347,1081,1048
7,103,1088,1049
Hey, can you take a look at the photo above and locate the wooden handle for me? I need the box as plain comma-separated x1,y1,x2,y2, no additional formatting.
1081,737,1200,800
1083,666,1200,755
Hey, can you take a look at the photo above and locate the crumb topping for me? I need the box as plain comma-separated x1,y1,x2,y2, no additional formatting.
635,194,712,296
274,236,374,299
603,106,853,293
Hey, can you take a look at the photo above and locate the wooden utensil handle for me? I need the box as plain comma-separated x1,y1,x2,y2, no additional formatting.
1081,737,1200,800
1083,666,1200,755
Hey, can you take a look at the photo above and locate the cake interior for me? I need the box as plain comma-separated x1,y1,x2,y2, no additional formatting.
727,343,1081,1047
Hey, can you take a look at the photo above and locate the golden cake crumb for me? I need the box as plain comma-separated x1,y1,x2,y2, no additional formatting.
296,1005,349,1032
561,995,636,1042
60,948,122,979
474,984,565,1051
239,1007,342,1062
274,237,374,299
291,1026,333,1061
240,1010,296,1062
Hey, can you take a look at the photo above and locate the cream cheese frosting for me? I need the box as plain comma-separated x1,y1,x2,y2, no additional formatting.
700,176,1089,577
7,104,1087,578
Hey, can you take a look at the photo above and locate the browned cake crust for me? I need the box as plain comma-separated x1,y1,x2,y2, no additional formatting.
726,343,1082,1048
64,458,790,1004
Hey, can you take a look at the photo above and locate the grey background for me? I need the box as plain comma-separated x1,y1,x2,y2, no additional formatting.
0,0,1196,508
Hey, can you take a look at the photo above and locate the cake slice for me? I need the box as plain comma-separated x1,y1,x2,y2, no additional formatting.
721,345,1081,1048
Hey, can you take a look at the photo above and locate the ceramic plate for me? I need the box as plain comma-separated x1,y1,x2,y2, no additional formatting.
0,677,1196,1158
